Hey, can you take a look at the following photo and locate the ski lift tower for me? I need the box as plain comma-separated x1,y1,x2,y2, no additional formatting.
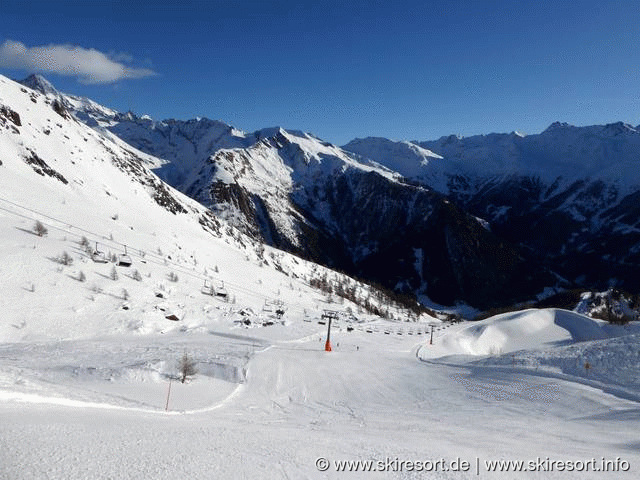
428,322,438,345
322,309,339,352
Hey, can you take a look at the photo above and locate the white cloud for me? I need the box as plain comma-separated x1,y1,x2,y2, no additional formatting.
0,39,157,84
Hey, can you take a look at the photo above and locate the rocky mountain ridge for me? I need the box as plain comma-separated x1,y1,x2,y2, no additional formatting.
18,73,638,308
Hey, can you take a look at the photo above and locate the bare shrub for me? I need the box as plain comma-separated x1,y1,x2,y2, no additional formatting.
33,220,48,237
58,251,73,266
177,352,198,383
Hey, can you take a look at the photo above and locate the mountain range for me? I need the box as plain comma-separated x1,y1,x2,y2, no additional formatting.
8,73,640,310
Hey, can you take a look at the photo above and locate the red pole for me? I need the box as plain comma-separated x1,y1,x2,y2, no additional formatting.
325,317,332,351
165,378,172,411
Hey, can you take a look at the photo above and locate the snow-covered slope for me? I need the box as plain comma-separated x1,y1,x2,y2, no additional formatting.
1,75,216,227
432,309,607,357
341,136,454,191
420,307,640,404
19,73,120,129
183,127,398,246
2,73,419,342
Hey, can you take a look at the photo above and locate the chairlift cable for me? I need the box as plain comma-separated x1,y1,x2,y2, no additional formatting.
0,195,312,313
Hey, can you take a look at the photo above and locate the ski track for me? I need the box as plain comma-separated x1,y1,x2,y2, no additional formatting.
2,323,640,479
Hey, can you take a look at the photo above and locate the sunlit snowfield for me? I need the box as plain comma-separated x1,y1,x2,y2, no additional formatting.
2,307,640,479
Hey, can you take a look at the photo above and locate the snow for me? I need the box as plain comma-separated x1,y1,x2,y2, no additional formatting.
2,73,640,478
421,309,604,357
345,123,640,197
343,137,453,192
419,308,640,402
182,127,402,249
2,310,640,478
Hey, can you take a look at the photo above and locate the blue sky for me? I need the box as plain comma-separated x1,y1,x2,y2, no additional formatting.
1,0,639,145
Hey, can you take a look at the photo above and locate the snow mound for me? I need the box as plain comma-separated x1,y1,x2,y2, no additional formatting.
438,309,606,356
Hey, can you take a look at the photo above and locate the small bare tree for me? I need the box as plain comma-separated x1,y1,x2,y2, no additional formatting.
33,220,48,237
132,269,142,281
110,266,118,281
58,251,73,266
178,352,198,384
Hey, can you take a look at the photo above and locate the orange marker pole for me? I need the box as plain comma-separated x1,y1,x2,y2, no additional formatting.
165,378,172,411
325,317,332,352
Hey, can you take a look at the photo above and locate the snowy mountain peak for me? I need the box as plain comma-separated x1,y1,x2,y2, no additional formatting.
254,126,286,139
18,73,60,97
254,126,311,142
343,137,449,187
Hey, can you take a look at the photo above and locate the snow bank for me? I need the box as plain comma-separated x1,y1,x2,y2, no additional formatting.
420,308,640,399
433,309,606,357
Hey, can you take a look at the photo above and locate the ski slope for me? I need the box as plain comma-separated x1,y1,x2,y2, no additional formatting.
1,306,640,478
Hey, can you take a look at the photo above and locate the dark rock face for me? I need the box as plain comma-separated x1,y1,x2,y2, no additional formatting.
52,99,69,119
304,172,549,308
444,175,640,294
0,104,22,127
23,150,68,184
